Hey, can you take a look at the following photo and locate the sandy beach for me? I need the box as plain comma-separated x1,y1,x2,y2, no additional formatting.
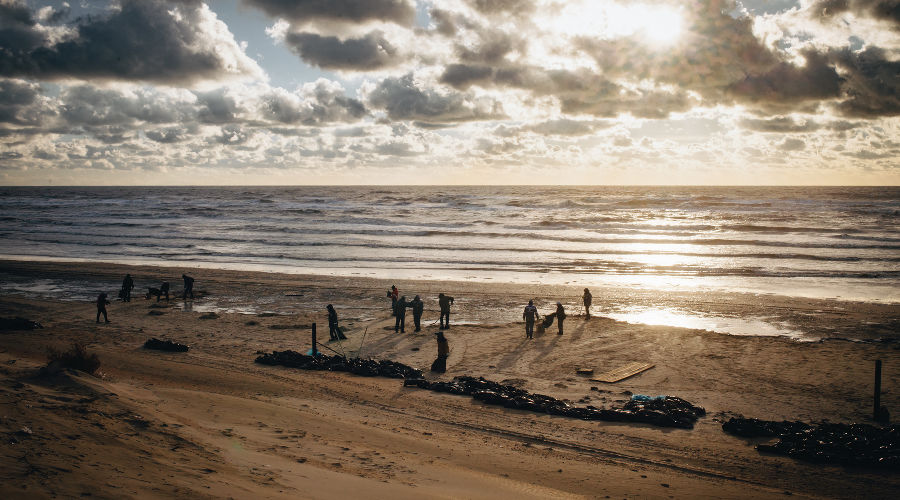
1,259,898,499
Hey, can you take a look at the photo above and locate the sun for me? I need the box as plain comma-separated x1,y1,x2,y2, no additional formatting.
550,1,684,47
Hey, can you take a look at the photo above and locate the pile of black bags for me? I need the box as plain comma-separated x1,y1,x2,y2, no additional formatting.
419,376,705,428
255,351,707,429
143,338,189,352
722,417,899,468
255,350,423,379
0,317,43,331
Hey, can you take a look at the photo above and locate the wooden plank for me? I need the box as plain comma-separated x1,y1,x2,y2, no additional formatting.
575,368,594,376
591,362,655,383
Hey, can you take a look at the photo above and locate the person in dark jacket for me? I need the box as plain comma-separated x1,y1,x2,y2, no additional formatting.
327,304,346,341
394,296,408,333
431,331,449,373
121,274,134,302
388,285,399,316
438,293,454,329
160,281,170,302
523,300,540,339
96,293,110,323
555,302,566,335
182,274,194,299
409,295,424,332
583,288,592,318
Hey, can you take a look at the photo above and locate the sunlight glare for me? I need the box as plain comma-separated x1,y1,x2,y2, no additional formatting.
551,1,684,47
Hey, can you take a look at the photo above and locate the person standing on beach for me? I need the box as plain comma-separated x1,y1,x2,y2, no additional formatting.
182,274,194,300
555,302,566,335
327,304,346,341
160,281,170,302
389,285,399,316
523,300,540,339
96,293,110,323
583,288,592,318
410,295,424,332
395,295,409,333
431,330,449,373
121,274,134,302
438,293,454,329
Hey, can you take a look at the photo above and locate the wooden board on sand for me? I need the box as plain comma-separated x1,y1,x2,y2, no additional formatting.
591,362,655,383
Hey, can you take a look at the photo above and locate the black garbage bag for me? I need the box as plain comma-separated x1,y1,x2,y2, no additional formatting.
143,338,189,352
723,417,899,469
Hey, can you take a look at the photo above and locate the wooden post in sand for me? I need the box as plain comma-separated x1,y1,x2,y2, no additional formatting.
311,323,318,356
874,359,882,419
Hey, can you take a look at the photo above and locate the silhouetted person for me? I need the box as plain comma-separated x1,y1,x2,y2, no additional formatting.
327,304,346,341
182,274,194,299
438,293,454,329
389,285,399,316
394,296,408,333
523,300,540,339
431,331,449,373
96,293,110,323
555,302,566,335
121,274,134,302
160,281,170,302
410,295,424,332
583,288,592,318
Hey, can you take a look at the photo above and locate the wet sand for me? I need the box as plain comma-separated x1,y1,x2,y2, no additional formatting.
1,259,898,498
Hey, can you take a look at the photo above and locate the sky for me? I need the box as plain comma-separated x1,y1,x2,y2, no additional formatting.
0,0,897,186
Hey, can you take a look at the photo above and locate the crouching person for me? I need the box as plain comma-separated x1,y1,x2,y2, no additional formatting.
430,331,449,373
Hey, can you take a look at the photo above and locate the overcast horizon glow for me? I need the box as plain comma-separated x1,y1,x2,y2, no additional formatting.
0,0,897,186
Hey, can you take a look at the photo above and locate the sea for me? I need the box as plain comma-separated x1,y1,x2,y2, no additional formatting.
1,186,898,340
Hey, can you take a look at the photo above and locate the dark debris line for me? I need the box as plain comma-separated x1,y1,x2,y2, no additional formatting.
255,351,706,429
723,417,899,469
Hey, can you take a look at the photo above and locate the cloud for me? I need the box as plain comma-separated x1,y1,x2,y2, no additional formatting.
366,73,506,124
0,78,52,125
811,0,900,27
739,116,821,132
0,0,262,85
829,46,900,117
283,31,399,70
258,79,367,124
242,0,415,24
465,0,537,16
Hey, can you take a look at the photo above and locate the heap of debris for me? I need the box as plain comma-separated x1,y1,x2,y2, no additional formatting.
143,338,189,352
0,317,43,331
255,350,422,379
722,417,899,469
255,352,705,428
419,376,705,428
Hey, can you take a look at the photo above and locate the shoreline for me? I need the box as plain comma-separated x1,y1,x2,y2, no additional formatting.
1,259,898,497
2,253,897,306
2,257,898,343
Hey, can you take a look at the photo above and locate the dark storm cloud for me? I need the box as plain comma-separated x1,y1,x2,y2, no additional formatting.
0,78,45,125
727,50,843,105
0,0,252,84
366,73,505,123
812,0,900,26
283,31,399,70
242,0,415,24
829,46,900,117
